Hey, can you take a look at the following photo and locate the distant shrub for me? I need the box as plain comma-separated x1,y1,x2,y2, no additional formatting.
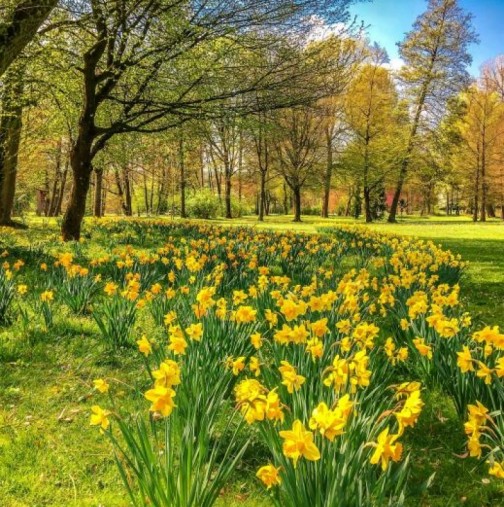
302,205,322,216
229,199,253,218
186,191,221,219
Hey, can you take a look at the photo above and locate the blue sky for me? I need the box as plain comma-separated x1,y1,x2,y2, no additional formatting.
349,0,504,76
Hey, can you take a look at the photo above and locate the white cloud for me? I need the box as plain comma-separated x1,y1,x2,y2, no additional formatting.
384,57,404,71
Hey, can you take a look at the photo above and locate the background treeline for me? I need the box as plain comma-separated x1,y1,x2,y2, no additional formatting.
0,0,503,240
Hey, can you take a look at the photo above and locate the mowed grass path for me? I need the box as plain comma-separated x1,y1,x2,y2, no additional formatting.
0,215,503,507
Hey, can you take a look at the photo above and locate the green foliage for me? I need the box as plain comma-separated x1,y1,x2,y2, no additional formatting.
0,268,15,325
93,296,137,351
229,199,253,218
187,190,221,219
59,270,100,315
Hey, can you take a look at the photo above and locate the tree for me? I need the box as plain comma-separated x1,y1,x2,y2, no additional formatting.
275,106,323,221
343,48,399,222
203,112,243,219
53,0,356,240
482,55,504,102
388,0,477,222
455,85,504,221
315,35,362,218
0,0,57,77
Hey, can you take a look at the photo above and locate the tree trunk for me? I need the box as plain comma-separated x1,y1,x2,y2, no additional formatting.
62,106,97,240
225,174,232,219
282,180,289,215
238,133,243,203
62,150,92,240
0,64,25,225
473,161,480,222
143,171,149,214
364,186,372,223
345,189,352,216
480,134,487,222
94,167,103,217
321,127,333,218
55,160,68,216
149,171,154,214
124,167,132,216
61,33,107,240
48,138,62,216
179,136,186,218
389,85,429,223
388,160,406,223
258,170,266,221
199,144,205,188
292,186,301,222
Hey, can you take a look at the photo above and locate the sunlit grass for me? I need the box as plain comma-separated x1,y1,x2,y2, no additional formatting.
0,214,503,506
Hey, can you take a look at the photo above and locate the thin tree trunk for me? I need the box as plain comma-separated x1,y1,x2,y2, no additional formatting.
124,166,132,216
364,187,372,223
473,159,480,222
321,127,333,218
55,160,68,216
389,85,430,223
225,173,232,218
179,135,186,218
480,129,487,222
258,170,266,221
199,143,205,188
143,170,149,214
283,180,289,215
238,132,243,203
94,167,103,217
345,188,353,217
149,170,154,214
48,139,62,216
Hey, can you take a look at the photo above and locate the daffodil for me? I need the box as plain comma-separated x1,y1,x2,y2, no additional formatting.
456,346,474,373
368,427,403,471
93,379,109,393
488,461,504,479
279,420,320,467
256,464,281,489
185,322,203,341
279,361,305,393
136,335,152,356
144,386,177,417
90,405,111,430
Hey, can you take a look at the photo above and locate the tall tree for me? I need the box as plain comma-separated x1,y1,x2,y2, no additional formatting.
275,106,323,222
315,35,362,218
455,85,504,221
55,0,356,240
344,52,400,222
388,0,477,222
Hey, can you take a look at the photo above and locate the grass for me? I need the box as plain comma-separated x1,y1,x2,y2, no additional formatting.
0,213,503,506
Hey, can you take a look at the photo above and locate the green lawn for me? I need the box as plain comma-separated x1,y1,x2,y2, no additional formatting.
0,214,503,506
